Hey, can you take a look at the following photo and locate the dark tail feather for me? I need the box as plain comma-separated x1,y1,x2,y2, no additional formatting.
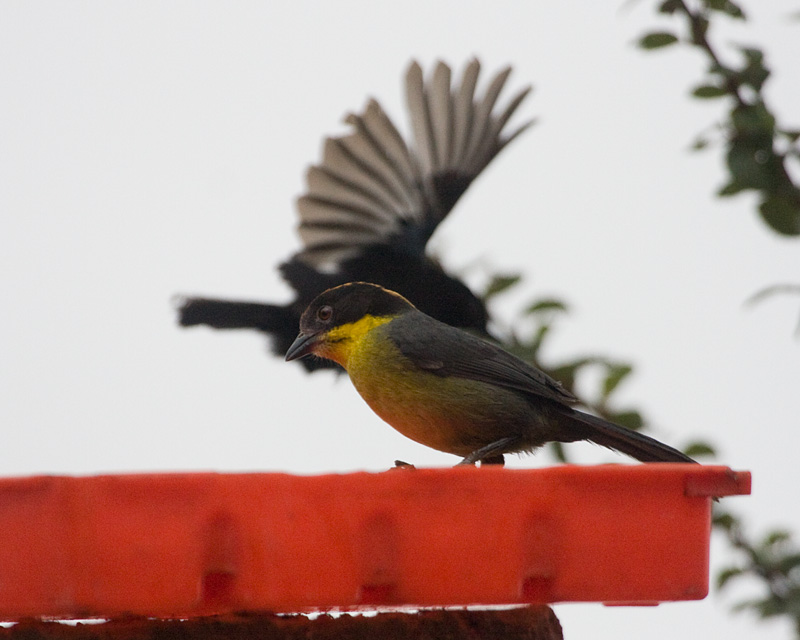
176,297,295,334
570,410,696,463
175,296,339,373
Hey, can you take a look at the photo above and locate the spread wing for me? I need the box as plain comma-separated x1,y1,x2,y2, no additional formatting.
295,59,534,268
389,312,577,406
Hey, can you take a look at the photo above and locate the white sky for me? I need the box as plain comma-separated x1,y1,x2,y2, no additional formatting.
1,2,799,638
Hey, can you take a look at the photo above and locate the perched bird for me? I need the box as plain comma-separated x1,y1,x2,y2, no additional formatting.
286,282,696,465
177,59,533,370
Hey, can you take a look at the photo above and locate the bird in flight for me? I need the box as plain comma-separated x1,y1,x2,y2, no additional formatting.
177,59,533,370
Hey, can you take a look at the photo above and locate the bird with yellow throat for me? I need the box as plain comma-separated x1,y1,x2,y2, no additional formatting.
286,282,695,466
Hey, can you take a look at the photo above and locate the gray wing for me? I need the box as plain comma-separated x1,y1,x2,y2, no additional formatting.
295,59,534,268
389,312,577,406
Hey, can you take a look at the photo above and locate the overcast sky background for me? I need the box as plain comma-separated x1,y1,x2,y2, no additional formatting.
2,2,799,638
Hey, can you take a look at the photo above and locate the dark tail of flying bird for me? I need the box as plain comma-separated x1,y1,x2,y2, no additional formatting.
177,59,533,370
177,297,295,347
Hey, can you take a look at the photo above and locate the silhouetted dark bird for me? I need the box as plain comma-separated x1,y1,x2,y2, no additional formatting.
177,59,533,370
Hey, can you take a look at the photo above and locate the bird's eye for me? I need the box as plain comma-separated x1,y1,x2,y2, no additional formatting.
317,305,333,322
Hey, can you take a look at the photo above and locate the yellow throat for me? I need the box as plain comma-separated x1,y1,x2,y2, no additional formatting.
317,314,395,368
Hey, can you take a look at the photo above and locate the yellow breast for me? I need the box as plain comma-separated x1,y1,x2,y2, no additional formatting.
344,322,508,456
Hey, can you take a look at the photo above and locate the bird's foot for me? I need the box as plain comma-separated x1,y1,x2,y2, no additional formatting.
458,436,520,466
454,454,506,467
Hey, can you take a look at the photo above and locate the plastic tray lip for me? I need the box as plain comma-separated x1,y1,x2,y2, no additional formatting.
0,465,750,620
0,461,750,479
0,464,752,501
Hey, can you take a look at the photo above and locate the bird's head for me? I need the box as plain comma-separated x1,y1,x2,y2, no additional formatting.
285,282,414,368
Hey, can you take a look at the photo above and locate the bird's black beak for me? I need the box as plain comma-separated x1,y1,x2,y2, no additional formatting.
285,332,318,361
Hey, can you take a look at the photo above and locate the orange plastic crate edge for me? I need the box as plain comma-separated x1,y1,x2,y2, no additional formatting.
0,465,750,620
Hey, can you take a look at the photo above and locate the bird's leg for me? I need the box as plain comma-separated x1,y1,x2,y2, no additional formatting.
480,454,506,466
457,437,521,466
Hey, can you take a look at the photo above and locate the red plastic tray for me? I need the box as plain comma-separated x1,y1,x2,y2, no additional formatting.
0,465,749,620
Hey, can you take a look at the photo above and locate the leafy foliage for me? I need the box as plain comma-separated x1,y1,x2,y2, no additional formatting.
640,0,800,236
480,3,799,631
714,510,800,635
638,31,680,49
634,1,799,624
645,1,800,333
483,273,523,300
638,1,800,631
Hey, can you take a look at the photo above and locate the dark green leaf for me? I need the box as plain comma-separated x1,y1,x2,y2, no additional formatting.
713,511,738,530
692,84,729,99
483,274,522,300
526,299,569,315
717,179,746,197
708,60,735,79
738,47,770,91
705,0,746,19
777,552,800,574
602,364,633,398
745,284,800,307
759,192,800,236
609,410,644,431
683,441,717,457
753,595,792,618
638,32,679,50
740,46,764,65
731,102,776,137
763,530,792,547
724,0,745,18
726,139,773,191
658,0,682,14
717,566,746,589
